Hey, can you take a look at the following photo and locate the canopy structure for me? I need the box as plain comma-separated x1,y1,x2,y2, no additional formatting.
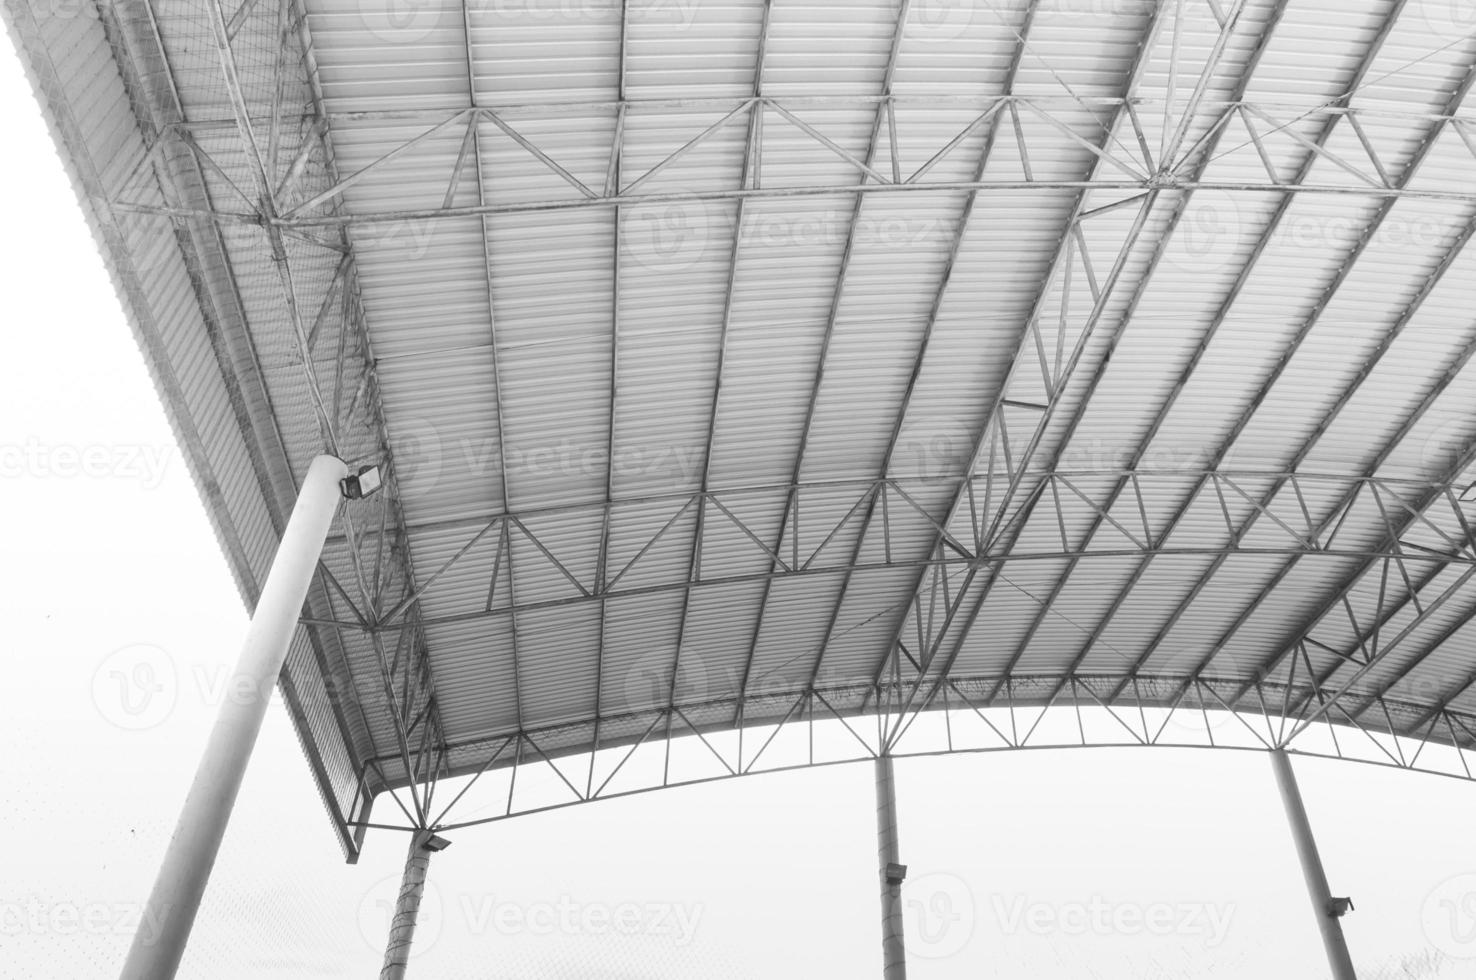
11,0,1476,866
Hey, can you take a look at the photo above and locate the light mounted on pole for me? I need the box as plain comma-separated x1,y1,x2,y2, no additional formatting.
340,464,384,500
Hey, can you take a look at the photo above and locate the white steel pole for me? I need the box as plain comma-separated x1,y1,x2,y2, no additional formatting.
1270,749,1358,980
120,454,350,980
875,755,908,980
380,831,437,980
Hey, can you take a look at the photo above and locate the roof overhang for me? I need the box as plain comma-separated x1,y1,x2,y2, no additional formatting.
10,0,1476,858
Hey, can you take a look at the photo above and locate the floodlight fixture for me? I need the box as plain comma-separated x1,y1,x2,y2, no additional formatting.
340,464,384,500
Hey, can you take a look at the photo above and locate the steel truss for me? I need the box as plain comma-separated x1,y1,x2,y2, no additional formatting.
94,0,454,846
110,96,1476,229
18,0,1475,965
81,0,1476,856
313,468,1476,830
314,471,1476,635
349,676,1476,836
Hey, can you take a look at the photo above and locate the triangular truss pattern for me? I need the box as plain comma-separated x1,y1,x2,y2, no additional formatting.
13,0,1476,851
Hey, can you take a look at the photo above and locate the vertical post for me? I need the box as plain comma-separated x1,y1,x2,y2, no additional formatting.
1270,750,1357,980
120,455,350,980
875,755,908,980
380,831,438,980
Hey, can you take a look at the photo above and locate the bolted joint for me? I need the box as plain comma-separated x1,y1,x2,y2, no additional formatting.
1147,168,1182,189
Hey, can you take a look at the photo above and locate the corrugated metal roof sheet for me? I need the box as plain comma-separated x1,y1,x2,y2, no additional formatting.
12,0,1476,844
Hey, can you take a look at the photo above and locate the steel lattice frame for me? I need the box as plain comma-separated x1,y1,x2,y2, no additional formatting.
111,97,1476,227
10,0,1476,856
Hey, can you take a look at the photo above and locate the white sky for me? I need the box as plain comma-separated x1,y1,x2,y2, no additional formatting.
4,17,1476,980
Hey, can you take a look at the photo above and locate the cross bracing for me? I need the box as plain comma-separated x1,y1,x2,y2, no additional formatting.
354,678,1476,834
11,0,1476,857
111,97,1476,227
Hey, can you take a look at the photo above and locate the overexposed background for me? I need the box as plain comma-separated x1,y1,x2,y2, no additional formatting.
4,18,1476,979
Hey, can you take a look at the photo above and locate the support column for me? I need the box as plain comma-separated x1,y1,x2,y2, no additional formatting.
875,755,907,980
380,831,440,980
120,455,350,980
1270,750,1357,980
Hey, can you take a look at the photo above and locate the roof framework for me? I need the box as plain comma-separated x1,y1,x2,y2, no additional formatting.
10,0,1476,857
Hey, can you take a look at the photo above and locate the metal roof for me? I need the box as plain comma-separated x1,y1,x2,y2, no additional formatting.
10,0,1476,858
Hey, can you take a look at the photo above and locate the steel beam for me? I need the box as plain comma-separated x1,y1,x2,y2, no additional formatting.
875,754,907,980
1184,54,1476,707
374,676,1476,833
112,96,1476,229
120,455,349,980
379,830,442,980
864,0,1176,724
1002,0,1294,704
806,0,1044,692
674,0,770,732
735,0,915,708
320,473,1476,635
1269,751,1357,980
